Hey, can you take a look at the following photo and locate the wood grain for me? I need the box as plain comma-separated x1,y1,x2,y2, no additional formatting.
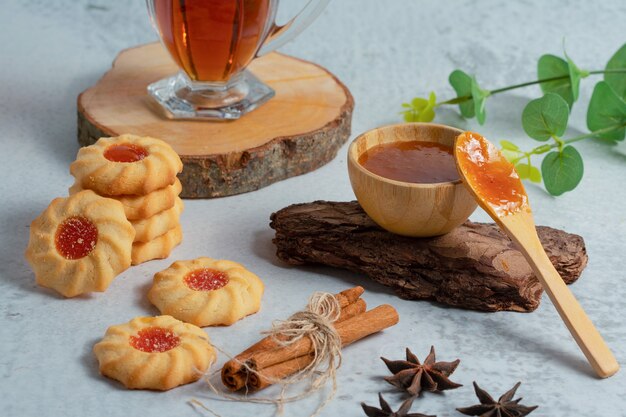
501,211,619,377
348,123,477,237
454,131,618,378
78,43,354,198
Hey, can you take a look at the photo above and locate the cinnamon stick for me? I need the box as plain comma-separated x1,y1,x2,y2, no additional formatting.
244,304,398,391
249,304,399,372
338,298,366,322
247,354,314,391
221,287,366,391
335,286,365,308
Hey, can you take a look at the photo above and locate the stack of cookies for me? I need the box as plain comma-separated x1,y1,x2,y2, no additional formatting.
69,134,184,265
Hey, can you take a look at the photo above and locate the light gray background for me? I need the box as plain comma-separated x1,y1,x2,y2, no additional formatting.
1,1,625,416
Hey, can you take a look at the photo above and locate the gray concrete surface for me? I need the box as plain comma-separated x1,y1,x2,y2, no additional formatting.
1,1,625,416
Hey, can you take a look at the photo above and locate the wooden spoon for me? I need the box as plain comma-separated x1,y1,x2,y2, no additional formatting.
454,131,619,378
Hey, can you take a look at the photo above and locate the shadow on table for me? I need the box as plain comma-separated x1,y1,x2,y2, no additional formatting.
0,201,95,300
0,205,49,295
135,277,160,315
606,141,626,163
469,314,596,378
250,228,396,298
250,228,281,267
80,336,124,389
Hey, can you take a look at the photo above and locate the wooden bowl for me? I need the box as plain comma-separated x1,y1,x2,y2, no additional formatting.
347,123,477,237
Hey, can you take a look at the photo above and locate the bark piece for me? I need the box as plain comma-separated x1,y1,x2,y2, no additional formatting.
77,43,354,198
270,201,588,312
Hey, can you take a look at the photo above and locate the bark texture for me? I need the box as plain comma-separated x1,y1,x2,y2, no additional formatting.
270,201,588,312
77,99,353,198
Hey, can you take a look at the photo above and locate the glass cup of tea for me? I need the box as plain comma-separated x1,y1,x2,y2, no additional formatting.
146,0,330,120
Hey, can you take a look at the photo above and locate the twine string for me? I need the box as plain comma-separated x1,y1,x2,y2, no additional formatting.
196,291,343,417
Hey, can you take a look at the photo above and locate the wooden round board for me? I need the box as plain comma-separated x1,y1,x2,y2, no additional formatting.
78,43,354,198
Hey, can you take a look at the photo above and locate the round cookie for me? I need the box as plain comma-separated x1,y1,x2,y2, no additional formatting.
69,178,183,220
93,315,216,390
25,190,134,297
131,197,184,243
70,134,183,196
148,257,264,327
131,224,183,265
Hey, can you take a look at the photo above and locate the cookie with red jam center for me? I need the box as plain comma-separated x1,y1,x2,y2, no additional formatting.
93,315,216,390
70,134,183,196
25,190,134,297
148,257,265,327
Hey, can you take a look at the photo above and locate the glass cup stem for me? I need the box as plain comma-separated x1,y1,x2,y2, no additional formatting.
148,70,274,120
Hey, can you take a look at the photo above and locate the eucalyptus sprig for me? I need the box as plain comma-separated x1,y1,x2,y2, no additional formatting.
401,43,626,196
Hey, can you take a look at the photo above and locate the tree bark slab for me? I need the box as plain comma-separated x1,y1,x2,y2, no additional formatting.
78,43,353,198
270,201,588,312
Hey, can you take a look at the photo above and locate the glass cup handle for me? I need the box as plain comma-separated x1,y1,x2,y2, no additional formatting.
257,0,331,56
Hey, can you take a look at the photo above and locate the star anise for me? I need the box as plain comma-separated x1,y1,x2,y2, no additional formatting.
456,381,538,417
381,346,462,396
361,393,435,417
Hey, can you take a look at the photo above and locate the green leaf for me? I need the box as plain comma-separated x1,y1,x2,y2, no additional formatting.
605,43,626,101
418,91,437,122
501,150,519,163
541,146,584,195
534,144,553,154
401,92,437,123
529,166,542,183
449,70,475,118
586,81,626,140
402,111,417,122
411,97,428,109
516,163,531,179
538,54,575,108
500,140,520,151
471,77,489,125
419,108,435,122
515,163,541,183
564,50,587,102
500,140,521,162
522,93,569,141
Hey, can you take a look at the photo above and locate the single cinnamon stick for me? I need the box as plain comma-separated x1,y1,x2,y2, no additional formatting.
335,286,365,308
247,354,315,391
337,298,366,322
221,287,366,390
248,304,399,379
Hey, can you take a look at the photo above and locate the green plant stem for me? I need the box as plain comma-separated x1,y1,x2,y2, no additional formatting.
437,96,471,105
552,135,565,152
511,122,626,164
435,68,626,107
489,75,571,94
588,69,626,75
564,124,626,144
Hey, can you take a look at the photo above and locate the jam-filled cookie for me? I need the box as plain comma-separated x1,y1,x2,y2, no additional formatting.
70,134,183,196
131,224,183,265
131,197,184,243
25,190,134,297
148,258,264,327
93,315,216,390
69,178,183,221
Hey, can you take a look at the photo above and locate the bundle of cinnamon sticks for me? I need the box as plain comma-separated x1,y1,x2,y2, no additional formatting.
221,286,399,391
